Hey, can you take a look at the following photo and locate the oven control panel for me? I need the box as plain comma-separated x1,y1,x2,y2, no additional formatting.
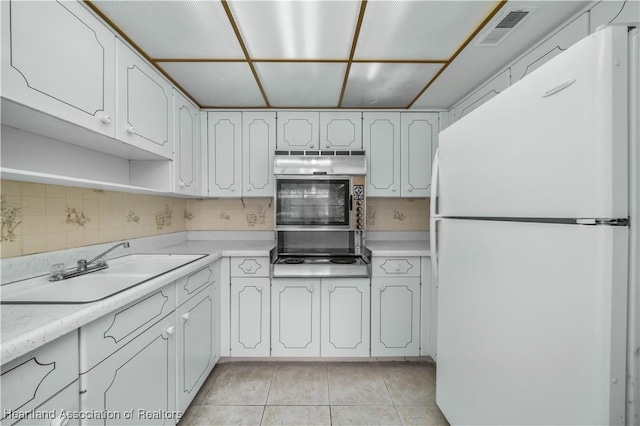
352,176,365,230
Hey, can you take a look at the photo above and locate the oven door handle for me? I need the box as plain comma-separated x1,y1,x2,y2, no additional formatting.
349,195,353,211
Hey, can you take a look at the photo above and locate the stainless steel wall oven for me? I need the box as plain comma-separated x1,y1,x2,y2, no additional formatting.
271,151,370,278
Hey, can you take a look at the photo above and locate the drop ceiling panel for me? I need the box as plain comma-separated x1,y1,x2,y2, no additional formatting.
228,0,360,59
355,0,499,60
91,1,244,59
158,63,265,107
343,63,443,108
255,63,347,107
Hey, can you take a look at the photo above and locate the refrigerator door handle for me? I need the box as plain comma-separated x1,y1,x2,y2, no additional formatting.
430,149,440,286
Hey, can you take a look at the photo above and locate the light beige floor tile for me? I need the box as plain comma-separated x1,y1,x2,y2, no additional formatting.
328,363,392,405
331,405,402,426
395,402,449,426
191,364,226,406
261,406,330,426
203,362,276,405
189,405,264,426
267,363,329,405
377,362,436,405
178,403,201,425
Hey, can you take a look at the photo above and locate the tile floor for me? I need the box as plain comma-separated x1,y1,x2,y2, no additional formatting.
178,361,449,426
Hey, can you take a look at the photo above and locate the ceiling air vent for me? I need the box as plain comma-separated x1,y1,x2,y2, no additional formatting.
475,7,537,46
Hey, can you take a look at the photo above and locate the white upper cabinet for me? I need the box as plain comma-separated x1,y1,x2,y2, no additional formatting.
1,0,116,137
116,40,173,159
174,90,199,195
243,112,276,197
589,0,640,34
363,112,401,197
319,112,363,150
509,13,589,85
277,111,320,150
206,112,242,197
452,69,511,122
401,113,438,197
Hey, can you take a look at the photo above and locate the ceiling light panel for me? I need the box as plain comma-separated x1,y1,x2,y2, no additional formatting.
228,0,360,59
355,0,499,60
158,63,265,107
342,63,443,108
90,1,244,59
255,63,346,107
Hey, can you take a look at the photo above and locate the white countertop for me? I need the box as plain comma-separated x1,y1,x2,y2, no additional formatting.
0,240,274,365
366,240,430,257
1,237,431,365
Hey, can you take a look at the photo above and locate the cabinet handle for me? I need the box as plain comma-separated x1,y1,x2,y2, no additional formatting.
326,143,331,148
395,264,401,271
230,187,236,192
165,326,175,336
246,187,252,192
379,285,386,292
179,182,186,187
182,313,191,321
101,115,112,125
127,126,136,135
307,285,315,293
408,186,413,192
391,186,397,192
257,286,263,291
309,144,315,149
244,265,252,272
327,286,334,292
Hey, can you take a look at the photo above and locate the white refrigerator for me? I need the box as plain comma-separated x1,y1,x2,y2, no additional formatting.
431,25,639,425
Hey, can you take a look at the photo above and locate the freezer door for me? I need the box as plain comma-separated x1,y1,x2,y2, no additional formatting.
438,26,628,219
436,219,628,425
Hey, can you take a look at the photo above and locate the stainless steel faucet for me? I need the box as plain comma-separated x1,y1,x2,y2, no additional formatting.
50,242,130,281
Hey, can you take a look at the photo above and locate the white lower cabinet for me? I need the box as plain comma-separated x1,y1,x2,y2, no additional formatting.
79,314,177,425
420,258,433,357
176,284,216,414
1,331,79,426
230,278,271,357
271,278,321,357
320,278,370,357
371,277,421,357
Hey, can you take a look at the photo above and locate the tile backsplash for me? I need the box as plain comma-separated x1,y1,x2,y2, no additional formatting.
0,180,187,259
1,179,430,259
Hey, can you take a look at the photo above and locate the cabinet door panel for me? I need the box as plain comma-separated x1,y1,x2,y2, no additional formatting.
320,112,362,150
174,91,199,195
231,278,270,357
452,69,510,122
321,278,370,357
207,112,242,197
401,113,438,197
271,278,320,357
589,0,640,33
371,278,420,356
243,112,276,197
0,331,78,422
80,285,176,372
1,0,115,137
510,13,589,84
363,113,401,197
116,40,173,159
277,112,319,150
79,316,176,426
177,285,215,413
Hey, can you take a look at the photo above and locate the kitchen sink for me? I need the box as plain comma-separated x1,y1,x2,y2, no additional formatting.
0,253,208,304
